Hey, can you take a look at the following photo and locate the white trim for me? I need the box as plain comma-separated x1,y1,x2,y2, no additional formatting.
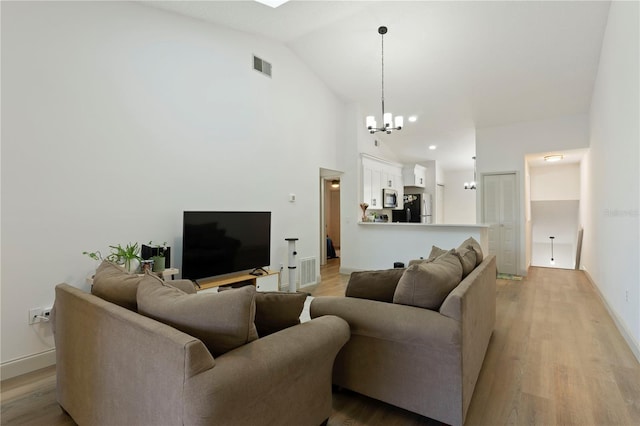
1,349,56,381
583,271,640,364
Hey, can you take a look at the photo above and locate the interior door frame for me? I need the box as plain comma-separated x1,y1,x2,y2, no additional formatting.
480,171,520,275
319,168,343,265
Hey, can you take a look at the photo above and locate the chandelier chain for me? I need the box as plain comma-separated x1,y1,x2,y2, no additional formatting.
381,32,385,117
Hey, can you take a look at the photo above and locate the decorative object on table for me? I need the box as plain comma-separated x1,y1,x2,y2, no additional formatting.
365,26,403,134
83,243,142,273
359,202,369,222
140,259,154,273
108,242,141,273
142,241,171,272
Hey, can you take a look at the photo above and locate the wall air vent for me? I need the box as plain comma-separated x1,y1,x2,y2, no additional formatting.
253,55,272,77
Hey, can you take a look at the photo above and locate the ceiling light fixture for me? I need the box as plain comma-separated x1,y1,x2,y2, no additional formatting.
331,180,340,188
254,0,290,8
366,26,403,135
408,116,418,123
428,145,437,150
464,156,477,190
544,154,564,162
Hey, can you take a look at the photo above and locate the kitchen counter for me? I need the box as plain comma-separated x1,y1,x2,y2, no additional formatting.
342,222,489,273
359,221,488,228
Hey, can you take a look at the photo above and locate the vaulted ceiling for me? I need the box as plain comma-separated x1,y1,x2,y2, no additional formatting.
144,0,611,170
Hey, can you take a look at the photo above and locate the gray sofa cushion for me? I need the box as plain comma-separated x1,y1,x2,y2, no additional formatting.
137,281,258,356
393,250,463,310
429,245,448,259
452,247,477,278
346,268,406,303
254,291,307,337
91,260,150,311
458,237,483,266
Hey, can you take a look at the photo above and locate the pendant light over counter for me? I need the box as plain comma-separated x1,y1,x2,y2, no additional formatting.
366,26,403,135
464,156,477,190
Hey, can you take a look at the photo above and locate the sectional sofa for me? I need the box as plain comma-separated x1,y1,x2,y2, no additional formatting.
52,261,349,426
311,239,496,426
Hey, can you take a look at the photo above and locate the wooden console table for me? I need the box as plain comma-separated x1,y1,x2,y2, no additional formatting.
197,270,280,293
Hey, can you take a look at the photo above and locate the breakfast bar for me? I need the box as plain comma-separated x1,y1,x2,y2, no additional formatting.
341,222,489,273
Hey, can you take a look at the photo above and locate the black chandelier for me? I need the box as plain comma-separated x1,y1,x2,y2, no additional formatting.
366,26,403,134
464,156,477,190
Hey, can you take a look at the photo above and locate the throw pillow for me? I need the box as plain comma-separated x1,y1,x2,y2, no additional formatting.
458,237,483,266
346,268,406,303
253,291,307,337
137,281,258,357
428,245,448,259
91,260,156,311
393,250,463,310
452,247,477,278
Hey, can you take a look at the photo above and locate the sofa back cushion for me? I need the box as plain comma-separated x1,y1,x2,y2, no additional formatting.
452,246,477,278
254,291,307,337
91,260,151,311
346,268,406,303
458,237,483,266
393,250,463,310
137,281,258,357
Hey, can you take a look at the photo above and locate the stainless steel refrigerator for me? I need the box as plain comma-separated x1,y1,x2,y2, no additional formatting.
392,193,432,223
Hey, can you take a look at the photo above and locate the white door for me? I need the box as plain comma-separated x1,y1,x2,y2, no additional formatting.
483,173,517,274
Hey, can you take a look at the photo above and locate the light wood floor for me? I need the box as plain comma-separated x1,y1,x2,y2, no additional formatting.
2,260,639,425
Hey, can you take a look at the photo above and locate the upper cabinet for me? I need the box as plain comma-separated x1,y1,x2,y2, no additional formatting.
362,155,404,210
403,164,427,188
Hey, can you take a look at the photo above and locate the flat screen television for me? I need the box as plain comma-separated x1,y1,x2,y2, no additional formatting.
182,211,271,281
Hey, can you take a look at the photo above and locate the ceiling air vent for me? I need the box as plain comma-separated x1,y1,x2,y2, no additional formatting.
253,55,272,77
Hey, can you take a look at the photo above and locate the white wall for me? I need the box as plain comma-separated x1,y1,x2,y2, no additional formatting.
444,169,476,224
582,0,640,358
530,164,580,201
476,114,590,275
1,1,346,376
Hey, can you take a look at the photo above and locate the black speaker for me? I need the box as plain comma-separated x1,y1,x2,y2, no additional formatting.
141,244,171,268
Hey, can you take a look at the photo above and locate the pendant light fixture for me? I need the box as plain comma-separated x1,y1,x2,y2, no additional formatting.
549,236,555,265
464,156,477,190
366,26,403,134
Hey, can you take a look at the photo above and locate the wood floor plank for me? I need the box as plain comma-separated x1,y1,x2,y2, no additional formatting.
2,261,639,426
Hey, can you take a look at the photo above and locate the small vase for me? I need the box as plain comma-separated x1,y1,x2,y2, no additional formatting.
124,259,140,273
152,256,165,272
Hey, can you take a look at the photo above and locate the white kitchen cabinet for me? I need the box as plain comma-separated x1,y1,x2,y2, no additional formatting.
403,164,427,188
362,158,383,209
362,155,403,210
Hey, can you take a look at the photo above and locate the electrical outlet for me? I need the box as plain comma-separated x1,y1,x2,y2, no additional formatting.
29,307,43,325
43,307,52,318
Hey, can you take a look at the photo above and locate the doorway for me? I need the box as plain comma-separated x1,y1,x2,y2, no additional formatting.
319,169,342,266
527,158,583,269
482,173,518,275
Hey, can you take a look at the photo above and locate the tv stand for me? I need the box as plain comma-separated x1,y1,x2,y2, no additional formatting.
197,270,279,293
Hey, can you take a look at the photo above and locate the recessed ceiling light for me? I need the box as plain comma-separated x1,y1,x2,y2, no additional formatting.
428,145,437,150
544,154,564,162
408,116,418,123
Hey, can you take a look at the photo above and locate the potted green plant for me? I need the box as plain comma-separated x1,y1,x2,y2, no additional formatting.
108,242,141,272
148,241,168,272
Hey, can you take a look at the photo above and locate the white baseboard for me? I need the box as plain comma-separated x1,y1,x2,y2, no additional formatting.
1,349,56,381
583,271,640,364
339,266,359,275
